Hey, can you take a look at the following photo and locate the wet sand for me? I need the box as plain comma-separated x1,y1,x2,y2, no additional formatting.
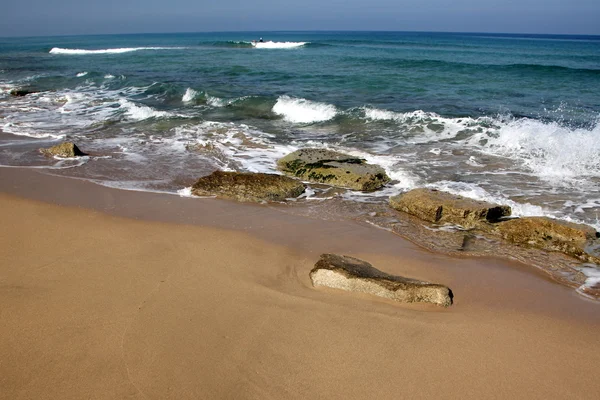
1,168,599,399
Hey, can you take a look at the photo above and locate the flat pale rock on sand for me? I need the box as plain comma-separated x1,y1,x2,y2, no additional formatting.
310,253,453,306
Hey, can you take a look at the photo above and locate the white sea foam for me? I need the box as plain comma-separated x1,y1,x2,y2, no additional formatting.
173,121,295,174
206,95,226,107
177,187,194,197
577,266,600,298
364,107,484,143
76,72,88,77
104,74,115,79
119,99,185,121
467,117,600,186
252,41,307,49
427,180,546,218
0,83,16,98
0,83,189,141
273,96,337,123
49,47,186,55
182,88,198,103
1,122,66,139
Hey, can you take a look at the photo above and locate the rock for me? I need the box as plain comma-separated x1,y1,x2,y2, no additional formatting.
389,188,511,228
191,170,305,202
310,253,453,307
495,217,600,262
40,142,87,158
9,89,38,97
277,148,390,191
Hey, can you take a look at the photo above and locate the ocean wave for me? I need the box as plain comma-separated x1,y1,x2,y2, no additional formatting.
212,41,254,48
0,123,66,139
118,99,187,121
173,121,292,173
272,95,337,123
362,107,488,144
466,116,600,185
0,83,17,97
251,41,308,49
182,88,198,103
49,47,186,55
362,105,600,186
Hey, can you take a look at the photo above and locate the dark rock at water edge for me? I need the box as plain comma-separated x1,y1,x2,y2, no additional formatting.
389,188,511,229
310,253,453,307
40,142,87,158
9,89,38,97
277,148,390,192
495,216,600,263
191,170,305,203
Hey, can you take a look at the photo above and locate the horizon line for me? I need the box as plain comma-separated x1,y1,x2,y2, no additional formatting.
2,29,600,40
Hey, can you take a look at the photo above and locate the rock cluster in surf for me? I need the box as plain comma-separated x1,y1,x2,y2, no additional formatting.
389,188,600,265
189,148,391,203
186,145,598,299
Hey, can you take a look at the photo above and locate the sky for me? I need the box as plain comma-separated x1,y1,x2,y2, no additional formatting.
2,0,600,37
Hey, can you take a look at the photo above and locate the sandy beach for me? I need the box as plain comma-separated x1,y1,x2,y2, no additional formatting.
0,168,599,399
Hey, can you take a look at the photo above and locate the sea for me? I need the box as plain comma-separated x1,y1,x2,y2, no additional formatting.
1,31,600,288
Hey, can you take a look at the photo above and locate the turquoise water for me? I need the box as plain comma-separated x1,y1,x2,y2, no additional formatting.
1,31,600,227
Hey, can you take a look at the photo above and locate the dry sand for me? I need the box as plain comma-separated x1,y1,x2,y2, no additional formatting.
1,170,600,399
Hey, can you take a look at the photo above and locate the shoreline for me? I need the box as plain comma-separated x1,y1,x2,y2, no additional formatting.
2,166,600,399
1,167,598,311
1,166,597,299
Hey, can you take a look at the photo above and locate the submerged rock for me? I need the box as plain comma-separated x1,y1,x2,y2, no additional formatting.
191,170,305,202
310,253,453,307
9,89,38,97
389,188,511,229
495,217,600,263
40,142,87,158
277,148,390,191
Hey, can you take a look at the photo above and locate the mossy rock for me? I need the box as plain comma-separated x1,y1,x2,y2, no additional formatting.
40,142,87,158
191,170,305,203
389,188,511,229
310,253,452,307
277,148,390,191
495,216,600,263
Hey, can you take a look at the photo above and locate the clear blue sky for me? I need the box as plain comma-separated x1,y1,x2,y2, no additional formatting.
3,0,600,37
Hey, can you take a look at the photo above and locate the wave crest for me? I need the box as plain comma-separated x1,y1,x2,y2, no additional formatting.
252,41,308,49
49,47,186,55
273,96,337,123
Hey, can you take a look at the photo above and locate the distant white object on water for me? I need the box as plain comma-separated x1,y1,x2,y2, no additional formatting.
251,41,307,49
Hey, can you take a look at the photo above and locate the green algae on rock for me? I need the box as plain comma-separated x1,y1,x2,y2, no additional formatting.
310,253,453,307
191,170,305,203
277,148,390,191
494,216,600,263
40,142,87,158
390,188,511,229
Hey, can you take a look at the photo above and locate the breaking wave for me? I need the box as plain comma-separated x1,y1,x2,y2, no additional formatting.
272,95,337,123
182,88,198,103
49,47,186,55
252,41,308,49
